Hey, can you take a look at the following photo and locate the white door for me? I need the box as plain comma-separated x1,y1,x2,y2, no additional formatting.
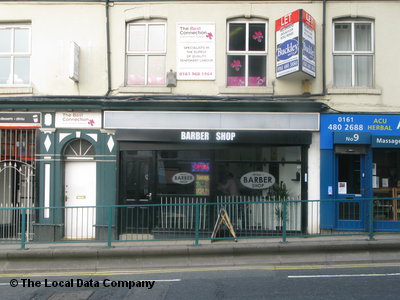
64,161,96,239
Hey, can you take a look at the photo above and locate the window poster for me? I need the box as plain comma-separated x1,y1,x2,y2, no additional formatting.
338,182,347,194
196,174,210,196
177,23,215,80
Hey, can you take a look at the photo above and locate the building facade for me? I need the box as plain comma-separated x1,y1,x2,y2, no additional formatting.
0,0,399,240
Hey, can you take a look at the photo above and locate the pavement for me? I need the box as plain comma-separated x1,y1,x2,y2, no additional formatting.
1,235,400,273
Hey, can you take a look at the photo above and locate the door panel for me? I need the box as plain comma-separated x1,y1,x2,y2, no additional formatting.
119,151,154,234
336,153,366,230
64,162,96,239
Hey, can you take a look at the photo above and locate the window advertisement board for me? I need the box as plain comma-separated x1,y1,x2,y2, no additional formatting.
176,23,215,80
321,114,400,149
275,9,316,78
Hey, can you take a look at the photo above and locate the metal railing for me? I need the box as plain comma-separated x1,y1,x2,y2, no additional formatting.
1,197,400,249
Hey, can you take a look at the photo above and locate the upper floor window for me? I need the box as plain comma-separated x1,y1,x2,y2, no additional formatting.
227,20,267,87
333,20,374,87
0,24,31,85
126,20,166,86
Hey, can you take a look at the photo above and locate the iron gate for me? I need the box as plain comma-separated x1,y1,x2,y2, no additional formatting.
0,129,36,240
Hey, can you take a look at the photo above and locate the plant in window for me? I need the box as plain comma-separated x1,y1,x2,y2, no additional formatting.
272,181,289,231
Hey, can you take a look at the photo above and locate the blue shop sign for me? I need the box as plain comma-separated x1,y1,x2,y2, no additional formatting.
372,135,400,148
321,114,400,149
333,132,371,144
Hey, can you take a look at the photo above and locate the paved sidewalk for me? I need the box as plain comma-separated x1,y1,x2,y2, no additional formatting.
1,235,400,273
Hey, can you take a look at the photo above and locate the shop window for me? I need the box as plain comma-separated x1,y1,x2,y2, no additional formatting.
373,149,400,221
0,24,31,85
215,146,301,199
227,20,267,87
157,150,211,196
125,20,166,86
333,19,374,87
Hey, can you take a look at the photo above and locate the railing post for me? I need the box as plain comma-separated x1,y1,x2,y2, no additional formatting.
368,198,375,241
194,203,200,246
282,200,287,243
20,207,26,250
107,206,113,248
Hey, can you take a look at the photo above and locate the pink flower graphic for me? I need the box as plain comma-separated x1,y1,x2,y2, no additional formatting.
206,32,213,40
252,31,264,42
88,119,95,126
230,60,242,71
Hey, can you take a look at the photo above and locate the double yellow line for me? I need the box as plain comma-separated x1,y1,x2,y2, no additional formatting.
1,262,400,278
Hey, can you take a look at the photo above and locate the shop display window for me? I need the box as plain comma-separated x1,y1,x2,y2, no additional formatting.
373,149,400,221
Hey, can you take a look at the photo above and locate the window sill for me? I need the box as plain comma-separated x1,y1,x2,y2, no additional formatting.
327,87,382,95
119,86,172,94
218,86,274,94
0,86,33,95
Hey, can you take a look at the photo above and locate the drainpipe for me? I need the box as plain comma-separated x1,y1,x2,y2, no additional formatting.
105,0,112,96
322,0,327,95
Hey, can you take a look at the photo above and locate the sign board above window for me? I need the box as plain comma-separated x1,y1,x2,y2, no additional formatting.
0,112,41,128
275,9,316,78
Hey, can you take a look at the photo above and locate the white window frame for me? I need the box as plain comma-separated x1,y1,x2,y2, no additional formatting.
226,19,268,87
332,19,374,87
125,20,167,86
0,24,31,86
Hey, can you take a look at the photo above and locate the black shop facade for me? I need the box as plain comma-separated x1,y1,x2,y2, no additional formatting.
104,110,319,236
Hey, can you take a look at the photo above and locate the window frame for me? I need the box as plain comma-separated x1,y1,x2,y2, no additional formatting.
332,19,374,88
0,23,31,86
125,20,167,86
226,19,268,87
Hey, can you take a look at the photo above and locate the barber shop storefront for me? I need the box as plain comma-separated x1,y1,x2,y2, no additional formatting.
321,114,400,231
104,111,319,237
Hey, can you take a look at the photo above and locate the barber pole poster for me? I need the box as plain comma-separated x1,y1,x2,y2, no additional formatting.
276,9,316,78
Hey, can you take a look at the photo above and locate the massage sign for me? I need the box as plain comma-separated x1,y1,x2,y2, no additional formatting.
276,9,316,78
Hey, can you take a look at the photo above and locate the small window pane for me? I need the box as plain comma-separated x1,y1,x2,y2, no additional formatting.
248,56,266,86
14,28,29,53
333,55,352,87
0,28,11,52
126,56,145,85
128,25,146,51
227,55,245,86
355,23,372,51
355,55,373,87
147,56,165,85
229,23,246,51
148,24,165,52
334,23,351,51
248,23,266,51
14,57,30,84
0,58,11,84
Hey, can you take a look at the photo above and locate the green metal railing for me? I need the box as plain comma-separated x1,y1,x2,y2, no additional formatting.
1,197,400,250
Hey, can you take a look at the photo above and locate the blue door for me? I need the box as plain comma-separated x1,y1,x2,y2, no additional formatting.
335,153,367,230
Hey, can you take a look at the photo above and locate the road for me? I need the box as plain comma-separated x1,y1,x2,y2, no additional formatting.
1,263,400,299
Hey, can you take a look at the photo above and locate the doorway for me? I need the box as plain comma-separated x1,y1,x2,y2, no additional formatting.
63,139,96,239
119,151,155,234
335,146,367,230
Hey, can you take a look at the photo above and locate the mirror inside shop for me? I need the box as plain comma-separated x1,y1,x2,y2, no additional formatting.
373,149,400,221
157,146,302,200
